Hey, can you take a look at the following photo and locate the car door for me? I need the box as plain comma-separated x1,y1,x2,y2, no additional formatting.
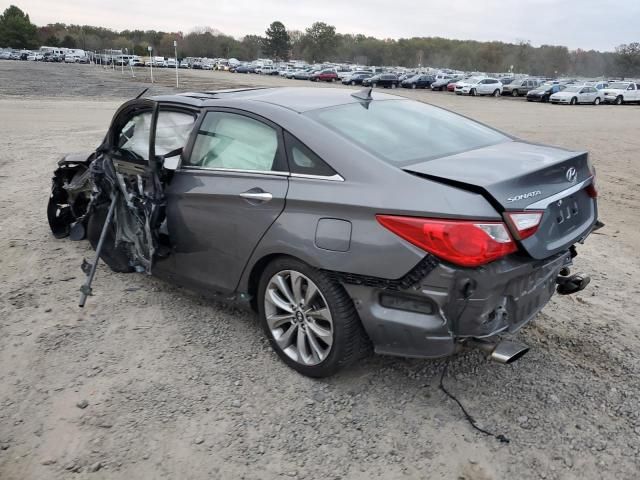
164,109,289,294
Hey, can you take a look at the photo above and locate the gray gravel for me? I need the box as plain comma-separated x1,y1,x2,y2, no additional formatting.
0,62,639,480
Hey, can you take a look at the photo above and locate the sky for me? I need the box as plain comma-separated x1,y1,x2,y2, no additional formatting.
5,0,638,51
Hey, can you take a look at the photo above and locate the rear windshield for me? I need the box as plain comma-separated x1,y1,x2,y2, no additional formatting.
305,99,509,165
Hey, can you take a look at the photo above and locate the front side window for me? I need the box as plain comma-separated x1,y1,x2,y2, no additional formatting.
118,110,195,160
187,112,280,172
305,99,509,166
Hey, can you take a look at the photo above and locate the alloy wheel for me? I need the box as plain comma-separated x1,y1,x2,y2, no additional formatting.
264,270,334,366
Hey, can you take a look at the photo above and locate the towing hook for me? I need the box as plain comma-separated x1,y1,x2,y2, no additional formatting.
556,271,591,295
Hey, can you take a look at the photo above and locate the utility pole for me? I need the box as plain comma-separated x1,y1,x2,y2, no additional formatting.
148,45,154,83
174,40,179,88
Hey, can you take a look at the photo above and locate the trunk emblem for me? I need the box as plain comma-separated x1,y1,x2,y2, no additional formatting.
566,167,577,183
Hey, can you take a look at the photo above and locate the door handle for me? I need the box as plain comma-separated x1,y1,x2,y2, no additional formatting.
239,191,273,203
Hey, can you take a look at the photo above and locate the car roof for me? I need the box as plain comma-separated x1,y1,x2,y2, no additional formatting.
153,87,402,113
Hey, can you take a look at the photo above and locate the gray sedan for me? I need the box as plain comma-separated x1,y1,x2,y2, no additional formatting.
48,87,599,377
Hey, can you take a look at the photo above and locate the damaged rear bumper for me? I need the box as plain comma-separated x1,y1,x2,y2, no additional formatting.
343,250,573,359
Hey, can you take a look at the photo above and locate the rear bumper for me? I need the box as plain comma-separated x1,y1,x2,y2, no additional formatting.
343,250,573,359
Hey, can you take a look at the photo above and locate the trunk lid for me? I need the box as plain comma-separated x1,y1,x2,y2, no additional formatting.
403,140,597,259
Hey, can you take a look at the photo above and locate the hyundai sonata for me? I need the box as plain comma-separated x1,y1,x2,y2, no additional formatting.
48,87,598,377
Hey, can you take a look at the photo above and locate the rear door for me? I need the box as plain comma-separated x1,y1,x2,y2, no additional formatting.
164,108,289,294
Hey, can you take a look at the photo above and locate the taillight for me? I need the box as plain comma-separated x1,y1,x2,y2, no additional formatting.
376,215,517,267
586,179,598,198
505,211,544,240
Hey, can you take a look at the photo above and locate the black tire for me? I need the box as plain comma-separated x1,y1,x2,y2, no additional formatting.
542,95,549,103
570,97,577,105
594,97,601,105
350,80,356,86
512,89,519,97
258,257,371,377
470,88,477,96
411,83,416,89
615,95,623,105
492,89,500,97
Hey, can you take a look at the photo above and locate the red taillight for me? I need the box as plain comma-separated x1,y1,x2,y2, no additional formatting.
506,211,544,240
586,181,598,198
376,215,517,267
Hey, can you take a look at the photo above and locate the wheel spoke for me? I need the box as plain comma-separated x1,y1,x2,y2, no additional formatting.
307,307,330,322
290,271,304,304
267,312,295,329
304,282,318,305
297,326,312,364
306,327,328,361
275,274,295,305
275,323,297,349
306,321,333,347
266,287,293,313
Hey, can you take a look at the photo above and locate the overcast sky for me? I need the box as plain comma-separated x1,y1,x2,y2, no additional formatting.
8,0,637,51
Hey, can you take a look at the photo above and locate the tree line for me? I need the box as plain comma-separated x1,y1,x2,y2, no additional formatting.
2,5,640,78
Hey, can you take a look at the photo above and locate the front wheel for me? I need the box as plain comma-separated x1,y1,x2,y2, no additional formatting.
570,97,577,105
512,89,519,97
492,89,500,97
615,95,623,105
594,97,601,105
411,83,416,89
470,88,477,96
350,80,356,86
258,258,370,377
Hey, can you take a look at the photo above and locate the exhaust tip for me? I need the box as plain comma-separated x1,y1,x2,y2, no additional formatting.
490,340,529,364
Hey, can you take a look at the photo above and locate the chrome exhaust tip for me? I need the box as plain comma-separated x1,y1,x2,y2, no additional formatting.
466,339,529,364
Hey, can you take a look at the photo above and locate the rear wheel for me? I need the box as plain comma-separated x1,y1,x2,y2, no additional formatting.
258,258,370,377
570,97,577,105
492,89,500,97
594,97,601,105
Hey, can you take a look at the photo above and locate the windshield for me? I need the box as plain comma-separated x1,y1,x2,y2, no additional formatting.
563,86,581,92
608,82,630,89
305,99,509,166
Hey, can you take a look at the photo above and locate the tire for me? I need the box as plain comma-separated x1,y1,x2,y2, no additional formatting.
615,95,623,105
570,97,577,105
542,95,548,103
372,83,377,88
411,83,416,89
258,257,370,377
350,80,356,86
470,88,477,96
512,89,519,97
492,89,500,97
594,97,601,105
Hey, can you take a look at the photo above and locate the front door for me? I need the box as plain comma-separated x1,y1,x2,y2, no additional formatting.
165,109,289,294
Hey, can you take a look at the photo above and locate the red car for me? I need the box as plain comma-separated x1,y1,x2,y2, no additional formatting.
311,69,339,82
447,82,457,92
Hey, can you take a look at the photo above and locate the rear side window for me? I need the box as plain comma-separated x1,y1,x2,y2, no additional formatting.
187,112,282,172
305,99,509,166
284,132,337,178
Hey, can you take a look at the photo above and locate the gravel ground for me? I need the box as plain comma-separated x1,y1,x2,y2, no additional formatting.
1,62,639,480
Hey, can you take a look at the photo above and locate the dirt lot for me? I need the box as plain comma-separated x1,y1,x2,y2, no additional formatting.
1,61,639,480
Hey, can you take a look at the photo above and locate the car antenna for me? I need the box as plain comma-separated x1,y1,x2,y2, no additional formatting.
135,87,149,99
351,87,373,102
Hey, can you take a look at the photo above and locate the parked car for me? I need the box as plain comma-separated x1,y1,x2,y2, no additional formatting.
130,58,145,67
47,87,598,377
310,69,339,82
500,77,515,85
401,74,435,89
26,52,43,61
550,85,604,105
342,72,372,86
294,70,314,80
526,84,566,102
397,72,417,83
447,80,458,92
601,81,640,105
455,77,503,96
362,74,399,88
503,78,542,97
234,64,255,74
430,76,454,91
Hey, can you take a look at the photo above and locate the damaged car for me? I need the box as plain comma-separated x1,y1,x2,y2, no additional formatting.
48,87,600,377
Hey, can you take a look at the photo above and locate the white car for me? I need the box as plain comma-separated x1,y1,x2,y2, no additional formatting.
601,81,640,105
550,85,604,105
455,76,503,96
27,52,43,61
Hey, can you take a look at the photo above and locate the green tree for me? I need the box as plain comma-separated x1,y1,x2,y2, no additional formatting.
302,22,337,62
615,42,640,77
263,21,290,60
61,34,76,48
0,5,38,48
